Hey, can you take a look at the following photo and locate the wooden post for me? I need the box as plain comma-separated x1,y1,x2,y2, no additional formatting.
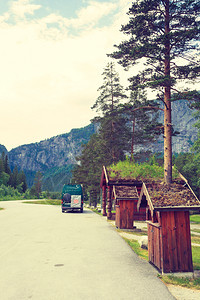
107,186,112,219
102,185,107,216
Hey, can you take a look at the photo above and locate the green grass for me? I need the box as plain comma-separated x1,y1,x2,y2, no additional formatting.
0,207,4,210
116,229,148,236
90,208,103,216
121,233,200,270
0,197,24,201
192,229,200,234
121,231,200,290
190,214,200,224
191,236,200,245
23,199,61,205
108,159,179,181
123,238,149,261
193,246,200,270
158,274,200,290
158,246,200,290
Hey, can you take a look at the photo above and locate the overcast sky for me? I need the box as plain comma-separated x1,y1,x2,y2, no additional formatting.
0,0,132,150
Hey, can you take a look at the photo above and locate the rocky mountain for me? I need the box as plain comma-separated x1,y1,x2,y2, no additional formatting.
171,100,198,153
8,124,96,171
3,100,198,191
0,144,7,155
8,124,96,189
135,100,198,154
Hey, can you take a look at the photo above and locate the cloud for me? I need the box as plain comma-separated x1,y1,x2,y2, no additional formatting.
72,1,117,29
0,0,132,150
9,0,41,20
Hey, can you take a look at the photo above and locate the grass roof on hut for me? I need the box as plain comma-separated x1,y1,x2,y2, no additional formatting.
145,180,200,208
107,160,180,182
106,160,200,208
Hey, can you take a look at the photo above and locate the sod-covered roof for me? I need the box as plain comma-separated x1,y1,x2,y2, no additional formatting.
113,185,139,200
100,166,142,187
101,165,200,211
138,180,200,211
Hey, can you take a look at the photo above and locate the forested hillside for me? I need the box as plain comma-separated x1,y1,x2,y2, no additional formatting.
0,144,7,155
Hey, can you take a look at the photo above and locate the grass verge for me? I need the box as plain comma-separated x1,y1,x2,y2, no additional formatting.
123,238,149,261
192,229,200,234
121,234,200,290
191,236,200,245
90,208,103,216
23,199,61,205
158,246,200,290
158,274,200,290
190,214,200,224
116,229,148,236
193,246,200,270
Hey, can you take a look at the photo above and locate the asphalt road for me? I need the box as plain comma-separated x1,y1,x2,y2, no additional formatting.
0,201,175,300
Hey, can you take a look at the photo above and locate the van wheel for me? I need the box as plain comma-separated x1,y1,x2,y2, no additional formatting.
62,210,65,213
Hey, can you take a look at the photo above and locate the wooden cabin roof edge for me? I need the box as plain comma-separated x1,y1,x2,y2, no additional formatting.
144,183,154,212
112,185,139,200
116,197,139,201
108,179,143,186
154,205,200,211
113,185,117,199
137,184,144,211
137,182,154,212
103,165,109,185
175,168,200,202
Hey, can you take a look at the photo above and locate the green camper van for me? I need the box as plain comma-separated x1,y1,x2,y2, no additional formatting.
61,184,83,213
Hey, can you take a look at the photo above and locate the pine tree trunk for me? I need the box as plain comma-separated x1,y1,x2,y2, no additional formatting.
111,66,116,163
164,0,172,184
164,88,172,184
131,116,135,160
111,119,116,162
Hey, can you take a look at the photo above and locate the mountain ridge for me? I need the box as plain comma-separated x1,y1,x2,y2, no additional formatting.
8,123,97,189
0,100,198,191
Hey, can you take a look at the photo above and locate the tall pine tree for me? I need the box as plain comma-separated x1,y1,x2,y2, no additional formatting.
91,61,127,114
110,0,200,184
91,62,129,163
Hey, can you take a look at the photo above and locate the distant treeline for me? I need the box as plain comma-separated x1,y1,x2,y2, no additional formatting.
0,152,27,193
0,152,61,200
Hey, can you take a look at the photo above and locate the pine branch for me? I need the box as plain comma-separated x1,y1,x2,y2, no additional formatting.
131,106,164,113
156,92,169,109
179,54,200,65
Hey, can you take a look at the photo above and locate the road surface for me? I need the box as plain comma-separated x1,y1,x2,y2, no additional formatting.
0,200,174,300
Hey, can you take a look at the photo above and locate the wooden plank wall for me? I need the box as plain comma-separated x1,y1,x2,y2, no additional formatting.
161,211,193,273
116,201,135,229
148,223,162,271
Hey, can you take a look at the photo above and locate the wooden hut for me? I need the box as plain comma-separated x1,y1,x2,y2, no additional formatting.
113,186,139,229
137,177,200,274
100,166,146,227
